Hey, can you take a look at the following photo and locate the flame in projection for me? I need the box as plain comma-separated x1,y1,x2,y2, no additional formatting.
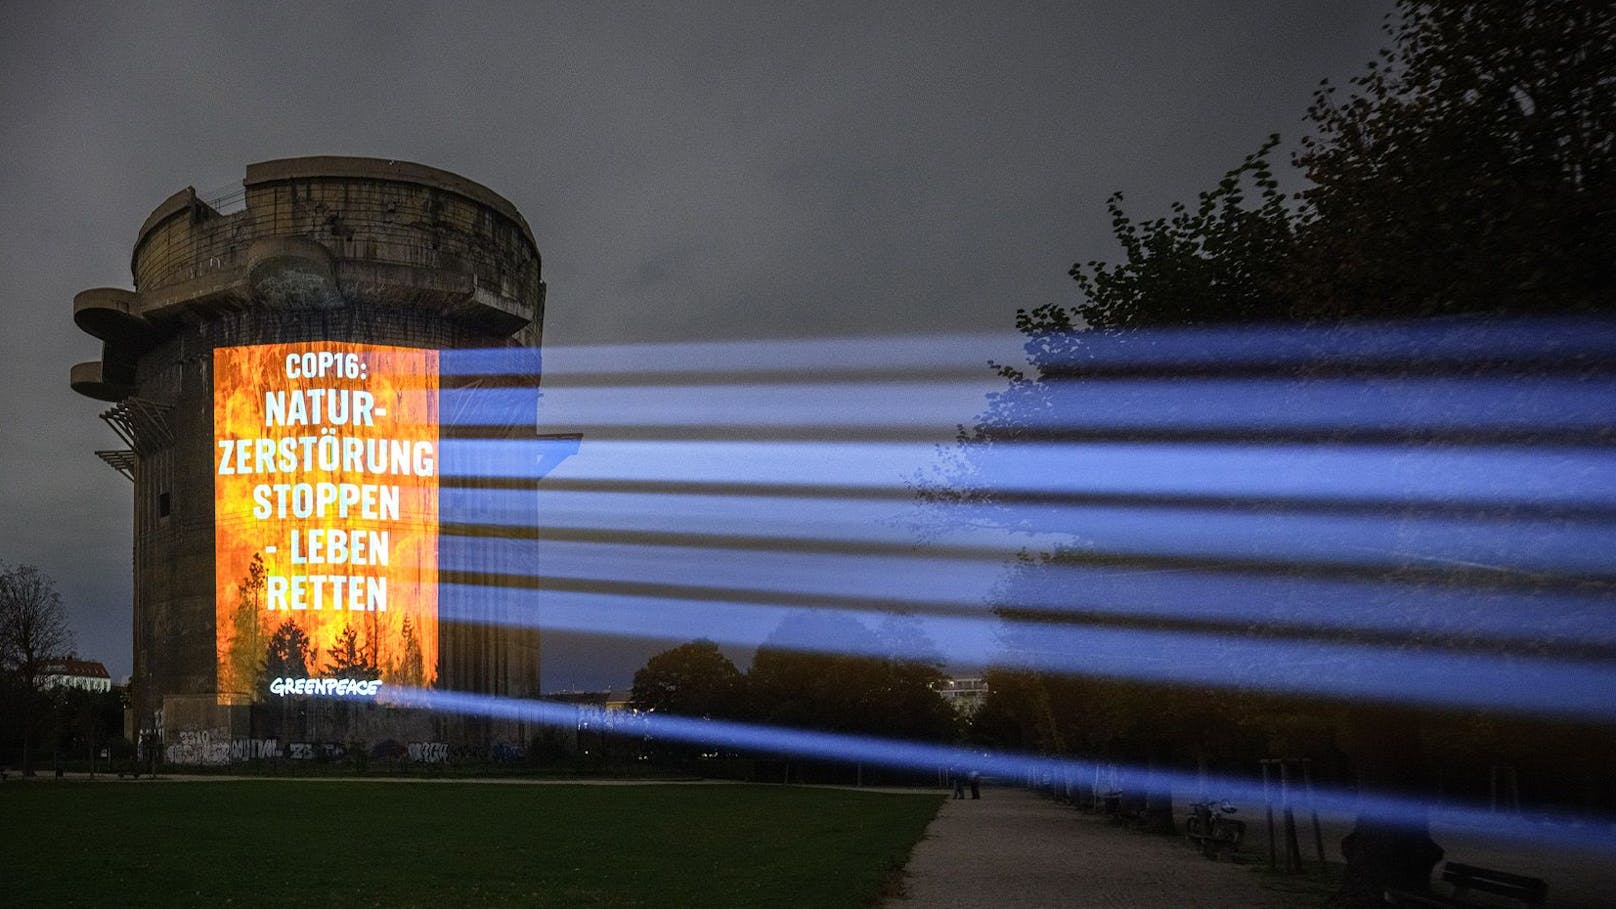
214,342,439,703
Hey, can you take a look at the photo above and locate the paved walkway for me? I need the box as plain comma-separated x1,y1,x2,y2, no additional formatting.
886,788,1309,909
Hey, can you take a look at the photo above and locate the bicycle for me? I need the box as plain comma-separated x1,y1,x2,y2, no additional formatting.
1185,799,1246,859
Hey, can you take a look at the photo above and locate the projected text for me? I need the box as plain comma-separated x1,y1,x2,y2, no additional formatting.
214,342,440,704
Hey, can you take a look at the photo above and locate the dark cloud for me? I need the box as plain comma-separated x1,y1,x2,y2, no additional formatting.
0,1,1392,687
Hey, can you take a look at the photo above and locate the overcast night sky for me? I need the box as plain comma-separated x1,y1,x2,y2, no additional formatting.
0,2,1394,688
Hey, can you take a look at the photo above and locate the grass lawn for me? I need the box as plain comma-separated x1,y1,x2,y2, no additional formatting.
2,781,942,908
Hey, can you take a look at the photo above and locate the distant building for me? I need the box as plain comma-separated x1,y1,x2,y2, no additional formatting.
933,676,989,718
538,689,643,758
543,689,611,708
40,658,113,693
543,689,635,711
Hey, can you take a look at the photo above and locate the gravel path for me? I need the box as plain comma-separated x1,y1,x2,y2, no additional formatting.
886,788,1309,909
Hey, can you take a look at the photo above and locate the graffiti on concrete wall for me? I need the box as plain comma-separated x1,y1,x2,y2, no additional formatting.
164,731,284,764
158,735,519,766
287,742,347,760
490,741,526,763
164,730,228,764
231,738,282,760
407,741,449,763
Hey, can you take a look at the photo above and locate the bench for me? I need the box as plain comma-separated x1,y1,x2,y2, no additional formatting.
1385,861,1547,908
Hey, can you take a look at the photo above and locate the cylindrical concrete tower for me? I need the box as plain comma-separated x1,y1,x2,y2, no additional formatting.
72,157,551,756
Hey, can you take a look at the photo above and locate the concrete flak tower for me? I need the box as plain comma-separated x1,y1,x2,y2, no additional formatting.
72,157,550,757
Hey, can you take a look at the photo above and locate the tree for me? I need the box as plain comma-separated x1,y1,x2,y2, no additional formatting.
945,544,1211,806
867,616,960,743
924,142,1297,540
1286,3,1613,900
389,616,426,689
942,2,1612,902
1051,0,1613,333
1288,0,1615,320
324,624,379,680
264,619,314,683
51,684,124,776
1067,136,1295,331
629,639,744,719
627,639,745,765
226,553,268,699
0,563,75,776
746,611,957,778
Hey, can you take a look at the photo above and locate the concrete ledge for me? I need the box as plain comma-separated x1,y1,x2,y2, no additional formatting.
73,287,147,341
70,360,131,402
137,268,251,322
466,285,534,335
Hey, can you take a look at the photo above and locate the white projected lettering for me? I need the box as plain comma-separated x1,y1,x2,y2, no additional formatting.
268,677,384,698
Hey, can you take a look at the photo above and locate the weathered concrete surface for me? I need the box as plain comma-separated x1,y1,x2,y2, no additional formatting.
886,788,1306,909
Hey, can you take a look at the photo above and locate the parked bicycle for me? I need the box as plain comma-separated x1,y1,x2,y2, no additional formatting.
1184,799,1246,858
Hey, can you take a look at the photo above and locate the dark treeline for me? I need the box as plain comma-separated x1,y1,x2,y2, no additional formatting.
0,681,129,775
620,614,961,784
0,562,132,775
970,670,1616,816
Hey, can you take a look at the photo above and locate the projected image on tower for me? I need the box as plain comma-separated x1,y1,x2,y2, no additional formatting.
213,342,439,704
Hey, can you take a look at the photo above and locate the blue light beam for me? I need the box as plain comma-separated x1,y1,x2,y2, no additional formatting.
369,686,1616,856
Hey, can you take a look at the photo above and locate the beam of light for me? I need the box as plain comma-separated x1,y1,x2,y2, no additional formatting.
441,439,1616,512
435,536,1616,648
435,316,1616,379
431,376,1616,438
437,584,1616,723
439,347,542,377
441,495,1616,575
366,686,1616,856
423,317,1616,730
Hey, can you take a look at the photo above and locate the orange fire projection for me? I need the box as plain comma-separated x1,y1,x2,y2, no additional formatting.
214,342,439,703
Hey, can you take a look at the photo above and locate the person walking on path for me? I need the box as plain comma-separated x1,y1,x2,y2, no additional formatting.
969,770,981,799
951,768,966,799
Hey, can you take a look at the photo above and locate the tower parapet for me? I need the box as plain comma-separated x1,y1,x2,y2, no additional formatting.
74,156,543,402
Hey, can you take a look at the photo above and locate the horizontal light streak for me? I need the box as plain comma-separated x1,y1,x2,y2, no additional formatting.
443,439,1616,510
438,585,1616,722
443,489,1616,576
452,488,1031,548
435,536,1616,648
430,375,1616,436
424,320,1616,734
435,317,1616,380
438,348,542,377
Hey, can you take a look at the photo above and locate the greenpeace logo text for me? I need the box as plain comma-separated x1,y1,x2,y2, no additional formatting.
268,677,383,698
